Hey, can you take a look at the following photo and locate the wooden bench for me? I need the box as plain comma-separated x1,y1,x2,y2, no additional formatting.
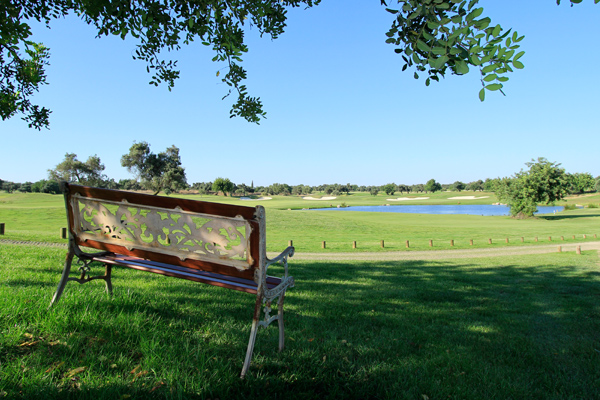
50,183,295,378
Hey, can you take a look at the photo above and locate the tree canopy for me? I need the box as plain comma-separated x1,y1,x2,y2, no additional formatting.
120,141,187,195
2,0,596,130
48,152,107,186
424,178,442,192
495,157,568,218
212,177,234,196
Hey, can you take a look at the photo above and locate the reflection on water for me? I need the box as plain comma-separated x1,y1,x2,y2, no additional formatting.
311,205,564,216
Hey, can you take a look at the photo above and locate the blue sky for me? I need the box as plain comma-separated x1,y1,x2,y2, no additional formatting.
1,0,598,187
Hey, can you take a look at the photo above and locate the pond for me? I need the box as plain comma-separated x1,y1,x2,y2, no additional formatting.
310,205,564,216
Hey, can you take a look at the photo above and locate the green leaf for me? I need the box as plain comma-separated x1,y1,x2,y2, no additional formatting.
513,60,524,69
466,7,483,21
455,60,469,74
492,24,502,37
417,40,431,52
479,88,485,101
481,64,497,74
513,51,525,61
485,83,503,91
483,74,497,82
432,55,449,69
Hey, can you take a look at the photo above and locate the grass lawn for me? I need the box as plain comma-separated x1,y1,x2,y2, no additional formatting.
1,244,599,399
1,192,598,253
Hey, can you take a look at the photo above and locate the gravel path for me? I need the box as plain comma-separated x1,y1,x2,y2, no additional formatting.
3,239,598,262
283,242,600,261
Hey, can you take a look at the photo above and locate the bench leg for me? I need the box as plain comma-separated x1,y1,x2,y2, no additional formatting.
277,292,286,352
240,294,263,379
104,264,113,296
49,251,75,308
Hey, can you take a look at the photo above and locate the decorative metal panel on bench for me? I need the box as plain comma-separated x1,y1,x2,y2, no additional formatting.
50,182,295,378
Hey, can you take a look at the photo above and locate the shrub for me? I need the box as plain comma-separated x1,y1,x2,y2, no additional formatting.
587,203,598,208
563,204,577,211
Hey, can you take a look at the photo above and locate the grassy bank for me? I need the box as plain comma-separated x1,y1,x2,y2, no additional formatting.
1,244,599,399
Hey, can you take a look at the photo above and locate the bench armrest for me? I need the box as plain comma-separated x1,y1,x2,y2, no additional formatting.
266,246,294,279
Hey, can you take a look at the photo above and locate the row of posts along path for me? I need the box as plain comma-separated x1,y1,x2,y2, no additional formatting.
3,239,597,262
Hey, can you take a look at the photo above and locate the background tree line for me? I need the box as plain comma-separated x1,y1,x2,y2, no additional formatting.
2,147,599,207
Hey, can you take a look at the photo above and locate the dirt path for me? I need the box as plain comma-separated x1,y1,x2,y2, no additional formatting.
2,239,599,262
278,242,600,261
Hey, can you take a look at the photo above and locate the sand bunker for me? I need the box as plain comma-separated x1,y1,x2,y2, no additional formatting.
387,197,430,201
302,196,337,201
240,196,272,201
447,196,490,200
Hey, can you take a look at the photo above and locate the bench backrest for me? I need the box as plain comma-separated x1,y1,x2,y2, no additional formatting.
63,183,265,281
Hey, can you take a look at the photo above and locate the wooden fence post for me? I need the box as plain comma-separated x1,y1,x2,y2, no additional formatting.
521,237,524,242
0,223,4,235
561,236,564,241
505,238,509,244
548,236,552,241
488,238,492,245
380,240,385,248
470,239,473,246
289,240,293,247
583,234,587,239
572,235,576,240
557,246,562,253
352,241,357,249
450,239,454,247
60,227,67,239
406,240,410,248
535,237,538,242
576,246,581,255
429,239,433,247
322,241,326,249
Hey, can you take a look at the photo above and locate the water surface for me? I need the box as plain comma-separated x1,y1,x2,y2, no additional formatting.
311,205,563,216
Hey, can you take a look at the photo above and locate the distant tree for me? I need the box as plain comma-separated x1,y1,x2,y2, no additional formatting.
18,181,32,192
370,188,379,196
267,183,291,195
424,179,442,193
212,177,234,196
237,183,251,196
412,183,425,193
35,181,54,193
397,184,411,194
596,177,600,192
466,180,484,191
2,181,18,193
483,178,499,192
565,172,595,194
451,181,465,192
117,179,142,191
48,153,107,186
495,158,568,218
382,183,396,196
121,142,187,195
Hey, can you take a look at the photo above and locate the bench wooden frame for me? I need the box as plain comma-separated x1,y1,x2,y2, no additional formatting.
50,182,295,378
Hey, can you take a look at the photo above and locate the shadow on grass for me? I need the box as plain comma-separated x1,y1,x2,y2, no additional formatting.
2,251,600,399
540,213,600,220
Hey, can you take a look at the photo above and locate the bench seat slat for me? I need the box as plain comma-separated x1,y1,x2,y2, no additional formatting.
92,254,282,294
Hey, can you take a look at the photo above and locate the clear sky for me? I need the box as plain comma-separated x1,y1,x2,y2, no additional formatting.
1,0,598,187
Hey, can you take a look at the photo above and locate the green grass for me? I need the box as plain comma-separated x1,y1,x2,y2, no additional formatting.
1,244,599,399
1,192,599,252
